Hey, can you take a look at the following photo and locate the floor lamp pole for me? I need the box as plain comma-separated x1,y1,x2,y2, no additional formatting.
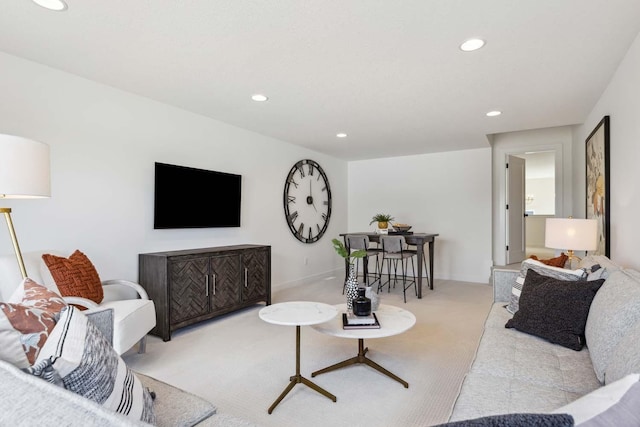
1,207,28,279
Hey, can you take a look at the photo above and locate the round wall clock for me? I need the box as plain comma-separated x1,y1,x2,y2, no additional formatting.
283,159,332,243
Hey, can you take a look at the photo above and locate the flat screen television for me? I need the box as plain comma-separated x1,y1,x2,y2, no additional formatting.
154,162,242,229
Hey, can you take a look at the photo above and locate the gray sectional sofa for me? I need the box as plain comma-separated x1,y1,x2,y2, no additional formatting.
449,255,640,422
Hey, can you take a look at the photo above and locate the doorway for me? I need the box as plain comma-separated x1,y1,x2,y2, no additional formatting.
518,151,556,259
490,125,571,268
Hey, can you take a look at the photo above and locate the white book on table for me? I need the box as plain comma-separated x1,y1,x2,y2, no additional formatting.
345,312,376,325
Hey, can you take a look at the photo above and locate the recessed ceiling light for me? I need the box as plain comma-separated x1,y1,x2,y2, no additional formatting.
251,94,268,102
486,110,502,117
460,38,485,52
32,0,68,11
336,133,348,138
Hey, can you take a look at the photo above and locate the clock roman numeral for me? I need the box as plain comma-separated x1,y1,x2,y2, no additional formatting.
308,163,314,176
321,186,327,192
298,166,305,178
298,222,304,236
289,211,298,223
323,200,329,205
316,223,321,233
308,227,312,240
321,213,327,221
288,195,296,204
288,177,298,188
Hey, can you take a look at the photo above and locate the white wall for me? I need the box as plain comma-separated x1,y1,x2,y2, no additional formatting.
525,178,555,215
348,148,492,283
491,126,573,266
521,151,556,215
0,52,348,288
572,31,640,270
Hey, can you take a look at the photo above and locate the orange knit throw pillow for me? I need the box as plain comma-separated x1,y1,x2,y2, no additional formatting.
529,252,569,268
42,250,104,305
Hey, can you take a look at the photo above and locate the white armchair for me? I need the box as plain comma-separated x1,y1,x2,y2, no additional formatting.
0,251,156,355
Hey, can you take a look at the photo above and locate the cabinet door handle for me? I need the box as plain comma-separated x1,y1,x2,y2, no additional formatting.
213,273,217,295
244,268,248,288
205,274,209,297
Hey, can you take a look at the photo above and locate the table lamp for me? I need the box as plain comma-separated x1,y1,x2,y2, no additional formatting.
0,134,51,279
545,217,597,267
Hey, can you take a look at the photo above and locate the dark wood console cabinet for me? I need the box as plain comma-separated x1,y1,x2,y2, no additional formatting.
139,245,271,341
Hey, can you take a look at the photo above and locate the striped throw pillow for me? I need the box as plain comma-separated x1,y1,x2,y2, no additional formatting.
27,306,155,423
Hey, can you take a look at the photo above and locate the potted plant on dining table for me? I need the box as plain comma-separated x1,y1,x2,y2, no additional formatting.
369,213,395,230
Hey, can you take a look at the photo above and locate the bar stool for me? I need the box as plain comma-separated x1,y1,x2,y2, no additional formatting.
343,234,382,293
380,235,417,303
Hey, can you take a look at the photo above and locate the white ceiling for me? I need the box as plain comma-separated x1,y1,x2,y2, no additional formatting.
2,1,640,161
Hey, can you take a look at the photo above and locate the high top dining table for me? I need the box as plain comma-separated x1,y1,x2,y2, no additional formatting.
340,232,438,298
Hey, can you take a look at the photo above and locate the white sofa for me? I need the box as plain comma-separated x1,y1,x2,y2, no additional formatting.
0,250,155,355
449,255,640,422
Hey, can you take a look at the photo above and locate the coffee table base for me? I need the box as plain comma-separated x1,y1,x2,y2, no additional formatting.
268,326,337,414
311,338,409,388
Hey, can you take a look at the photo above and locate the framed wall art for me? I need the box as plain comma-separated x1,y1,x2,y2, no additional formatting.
585,115,610,257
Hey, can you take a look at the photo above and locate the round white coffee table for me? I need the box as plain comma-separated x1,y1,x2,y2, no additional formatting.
259,301,338,414
311,303,416,388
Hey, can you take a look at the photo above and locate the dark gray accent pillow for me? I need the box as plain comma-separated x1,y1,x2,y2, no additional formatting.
435,413,574,426
505,269,605,351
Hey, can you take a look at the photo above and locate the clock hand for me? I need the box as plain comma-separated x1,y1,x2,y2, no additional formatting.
309,181,317,211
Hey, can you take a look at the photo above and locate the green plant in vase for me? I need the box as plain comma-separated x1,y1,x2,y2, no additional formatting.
332,238,366,310
369,213,395,229
331,238,366,264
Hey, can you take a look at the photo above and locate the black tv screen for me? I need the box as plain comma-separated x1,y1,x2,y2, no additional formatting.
154,162,241,229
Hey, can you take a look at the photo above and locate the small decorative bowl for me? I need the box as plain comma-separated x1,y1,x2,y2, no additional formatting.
392,224,412,232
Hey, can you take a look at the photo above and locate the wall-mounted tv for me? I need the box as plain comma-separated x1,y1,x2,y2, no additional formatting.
154,162,242,229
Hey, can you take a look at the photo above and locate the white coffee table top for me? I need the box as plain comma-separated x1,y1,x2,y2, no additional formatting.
311,304,416,339
259,301,338,326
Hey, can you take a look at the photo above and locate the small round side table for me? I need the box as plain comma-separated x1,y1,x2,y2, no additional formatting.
259,301,338,414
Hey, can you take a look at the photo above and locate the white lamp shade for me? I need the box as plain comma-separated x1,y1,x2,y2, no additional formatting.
545,218,598,251
0,134,50,198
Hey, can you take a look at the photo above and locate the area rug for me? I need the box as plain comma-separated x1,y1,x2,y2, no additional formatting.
124,275,493,427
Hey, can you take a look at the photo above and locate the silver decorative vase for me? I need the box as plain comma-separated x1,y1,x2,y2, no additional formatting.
345,264,359,311
365,286,380,311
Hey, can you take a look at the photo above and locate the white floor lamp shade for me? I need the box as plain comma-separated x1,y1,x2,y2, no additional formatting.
0,134,51,278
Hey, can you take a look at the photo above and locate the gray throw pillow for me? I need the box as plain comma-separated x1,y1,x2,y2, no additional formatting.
505,270,605,351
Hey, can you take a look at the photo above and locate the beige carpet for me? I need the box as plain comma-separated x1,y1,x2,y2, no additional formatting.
124,275,493,427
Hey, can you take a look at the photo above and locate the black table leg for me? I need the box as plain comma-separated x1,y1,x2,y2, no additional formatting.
428,240,435,290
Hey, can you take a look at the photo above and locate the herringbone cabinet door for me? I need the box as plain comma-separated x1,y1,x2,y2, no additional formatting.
210,254,241,312
169,257,210,323
242,249,269,302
